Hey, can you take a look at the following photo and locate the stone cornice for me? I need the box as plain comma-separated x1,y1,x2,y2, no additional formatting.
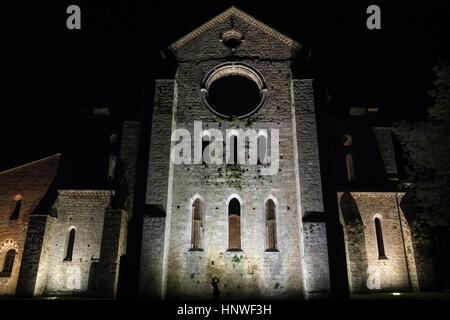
338,191,406,198
57,190,115,196
169,6,300,51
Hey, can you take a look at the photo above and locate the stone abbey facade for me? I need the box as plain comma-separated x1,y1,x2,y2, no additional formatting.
0,7,437,299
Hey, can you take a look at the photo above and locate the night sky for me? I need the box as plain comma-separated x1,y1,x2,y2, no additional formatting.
3,0,449,172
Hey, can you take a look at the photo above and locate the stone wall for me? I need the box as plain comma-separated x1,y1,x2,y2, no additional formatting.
338,192,368,293
116,121,141,214
398,205,420,291
164,168,304,299
292,79,330,298
16,214,56,297
145,80,176,207
157,72,306,299
373,127,398,176
0,154,59,296
338,192,419,293
140,216,166,298
42,190,113,296
140,9,330,299
97,209,129,298
140,79,177,298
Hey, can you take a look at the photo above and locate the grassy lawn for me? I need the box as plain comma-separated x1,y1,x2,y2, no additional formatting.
1,292,449,301
351,292,450,300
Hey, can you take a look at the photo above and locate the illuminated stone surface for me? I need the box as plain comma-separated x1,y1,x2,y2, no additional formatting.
1,7,437,300
140,7,329,300
0,154,60,296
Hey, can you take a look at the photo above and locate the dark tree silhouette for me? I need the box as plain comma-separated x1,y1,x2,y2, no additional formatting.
393,62,450,228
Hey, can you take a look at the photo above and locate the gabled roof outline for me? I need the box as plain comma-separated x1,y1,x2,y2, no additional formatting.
0,154,61,176
169,6,301,50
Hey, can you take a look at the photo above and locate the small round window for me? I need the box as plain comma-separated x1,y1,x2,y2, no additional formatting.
200,63,268,119
221,30,243,49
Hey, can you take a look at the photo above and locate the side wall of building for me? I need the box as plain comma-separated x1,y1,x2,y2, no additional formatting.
338,192,419,293
0,154,59,296
140,80,177,298
43,191,113,296
97,209,129,298
140,216,166,298
292,79,330,298
16,214,57,297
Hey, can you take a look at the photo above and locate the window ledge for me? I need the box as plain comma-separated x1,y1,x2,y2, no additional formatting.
188,248,204,252
264,249,280,253
226,249,243,252
378,256,388,260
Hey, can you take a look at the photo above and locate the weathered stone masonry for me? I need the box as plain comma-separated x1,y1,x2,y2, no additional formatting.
1,7,436,299
0,154,60,296
14,121,139,297
139,6,330,299
338,192,419,293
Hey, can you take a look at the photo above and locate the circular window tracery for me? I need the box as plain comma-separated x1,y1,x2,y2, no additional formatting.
200,63,268,119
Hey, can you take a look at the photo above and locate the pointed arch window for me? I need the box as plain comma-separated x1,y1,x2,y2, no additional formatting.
190,198,203,250
202,135,210,164
231,135,238,164
1,249,16,276
375,218,387,259
228,198,241,250
10,198,22,220
226,134,239,164
64,228,76,261
257,135,268,165
265,199,278,251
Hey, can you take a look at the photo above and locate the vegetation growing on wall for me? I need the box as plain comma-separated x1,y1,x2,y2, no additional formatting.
226,164,243,189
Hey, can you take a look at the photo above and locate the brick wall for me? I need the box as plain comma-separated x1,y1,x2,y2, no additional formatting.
0,154,59,296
